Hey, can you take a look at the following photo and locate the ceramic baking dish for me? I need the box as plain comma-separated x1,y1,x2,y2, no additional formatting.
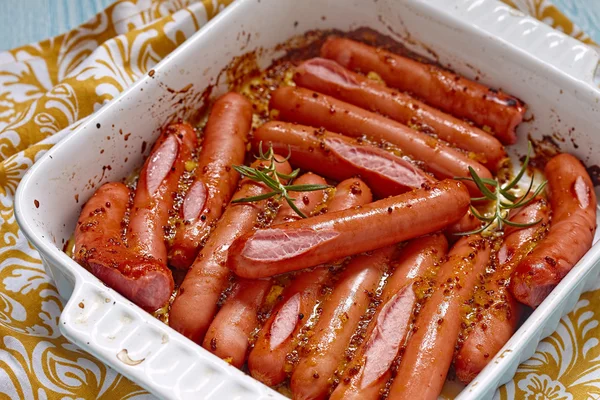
14,0,600,398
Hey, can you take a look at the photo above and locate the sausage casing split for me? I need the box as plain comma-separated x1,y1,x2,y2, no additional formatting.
248,178,373,386
74,183,173,311
169,157,292,343
331,234,448,400
270,86,492,196
454,196,550,383
320,37,526,145
128,123,197,264
290,246,396,400
253,121,435,198
228,179,471,279
388,235,491,400
202,173,328,367
294,58,506,171
170,93,252,269
510,153,597,307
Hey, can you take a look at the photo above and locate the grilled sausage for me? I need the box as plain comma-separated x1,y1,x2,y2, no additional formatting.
169,157,292,343
270,86,492,196
248,178,373,386
253,121,434,198
331,234,448,400
228,179,470,279
74,183,173,311
290,246,396,400
320,37,526,144
454,196,550,383
388,235,491,400
128,123,197,264
169,93,252,269
202,173,327,366
294,58,506,170
510,153,597,307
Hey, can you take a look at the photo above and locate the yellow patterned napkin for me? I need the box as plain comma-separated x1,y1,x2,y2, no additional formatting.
0,0,595,398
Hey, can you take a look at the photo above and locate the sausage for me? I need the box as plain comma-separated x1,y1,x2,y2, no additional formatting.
74,183,173,311
169,157,292,343
270,86,492,196
248,178,373,386
202,278,272,368
510,153,597,307
271,173,329,223
454,197,550,383
325,178,373,212
445,210,482,240
294,58,506,171
290,246,396,400
169,93,252,269
320,37,526,145
330,234,448,400
228,179,470,279
253,121,435,198
202,173,327,367
128,123,197,264
388,235,491,400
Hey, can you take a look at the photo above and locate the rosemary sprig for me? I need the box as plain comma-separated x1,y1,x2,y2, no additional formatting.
232,142,332,218
455,142,548,236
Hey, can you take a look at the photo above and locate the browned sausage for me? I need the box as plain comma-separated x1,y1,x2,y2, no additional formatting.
454,197,550,383
290,246,396,400
320,37,526,144
202,173,327,367
201,278,271,368
388,235,491,400
445,209,482,240
294,58,506,170
128,123,197,264
228,179,470,279
510,153,597,307
169,93,252,269
169,157,292,343
248,178,373,386
331,234,448,400
270,86,492,196
74,183,173,311
253,121,435,198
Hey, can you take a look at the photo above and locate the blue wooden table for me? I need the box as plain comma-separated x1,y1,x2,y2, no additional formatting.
0,0,599,52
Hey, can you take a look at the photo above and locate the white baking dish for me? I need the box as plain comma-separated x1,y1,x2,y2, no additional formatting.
14,0,600,399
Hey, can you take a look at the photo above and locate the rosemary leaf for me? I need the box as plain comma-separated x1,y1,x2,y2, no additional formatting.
469,167,497,201
286,196,307,218
499,215,543,228
286,184,332,192
232,192,278,203
502,141,532,192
